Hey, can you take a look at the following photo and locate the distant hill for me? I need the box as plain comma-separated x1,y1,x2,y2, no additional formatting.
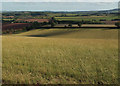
98,8,119,13
2,8,119,16
45,8,119,14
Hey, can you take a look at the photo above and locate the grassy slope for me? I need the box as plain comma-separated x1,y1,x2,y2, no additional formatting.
2,29,118,84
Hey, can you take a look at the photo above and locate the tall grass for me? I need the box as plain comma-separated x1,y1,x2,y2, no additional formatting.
2,29,118,84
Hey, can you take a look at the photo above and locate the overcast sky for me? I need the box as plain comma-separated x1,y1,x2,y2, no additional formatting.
1,0,119,11
2,2,118,11
1,0,120,2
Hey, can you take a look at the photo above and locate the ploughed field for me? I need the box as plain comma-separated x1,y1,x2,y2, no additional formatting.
2,28,118,84
2,23,32,31
16,19,49,23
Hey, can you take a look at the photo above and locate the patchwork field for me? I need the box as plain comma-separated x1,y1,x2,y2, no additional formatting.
50,24,116,27
55,16,118,22
2,28,118,84
16,19,49,23
2,23,32,31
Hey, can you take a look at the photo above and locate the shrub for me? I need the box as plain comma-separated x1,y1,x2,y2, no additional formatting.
51,22,56,27
68,23,72,27
115,22,120,27
64,25,67,27
49,17,58,27
78,22,82,27
99,19,106,21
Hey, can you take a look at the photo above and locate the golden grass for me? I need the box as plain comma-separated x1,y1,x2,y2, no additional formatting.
16,29,118,39
2,29,118,84
82,24,116,27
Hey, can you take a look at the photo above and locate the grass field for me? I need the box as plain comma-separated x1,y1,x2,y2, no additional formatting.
2,28,118,84
3,19,14,21
44,24,116,27
55,16,117,21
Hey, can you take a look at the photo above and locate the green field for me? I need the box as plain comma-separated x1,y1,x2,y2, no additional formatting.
2,29,118,84
55,16,118,21
3,19,14,21
44,24,116,27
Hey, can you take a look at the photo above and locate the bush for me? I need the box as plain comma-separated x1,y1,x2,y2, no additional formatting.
51,22,56,27
99,19,106,21
68,23,72,27
64,25,67,27
115,22,120,27
49,17,58,27
78,22,82,27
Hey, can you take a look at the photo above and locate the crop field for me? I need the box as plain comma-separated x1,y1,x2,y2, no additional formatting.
55,15,118,21
2,23,32,31
2,19,14,21
101,21,119,24
16,19,49,23
50,24,116,27
81,24,116,27
2,28,118,84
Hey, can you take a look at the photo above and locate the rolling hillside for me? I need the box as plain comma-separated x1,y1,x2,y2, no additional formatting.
2,29,118,84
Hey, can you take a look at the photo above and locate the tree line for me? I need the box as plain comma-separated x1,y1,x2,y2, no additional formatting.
2,17,120,34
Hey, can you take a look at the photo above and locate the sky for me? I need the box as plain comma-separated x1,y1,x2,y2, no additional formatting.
1,0,120,2
2,2,118,11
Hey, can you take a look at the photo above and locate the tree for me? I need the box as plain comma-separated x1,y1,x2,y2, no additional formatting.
32,21,40,28
43,22,47,25
51,22,56,27
50,17,57,23
115,22,120,27
64,25,67,27
99,19,106,21
78,22,82,27
51,17,56,20
68,23,72,27
49,17,58,27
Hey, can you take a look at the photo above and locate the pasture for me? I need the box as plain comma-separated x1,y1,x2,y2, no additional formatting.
2,28,118,84
55,15,117,21
51,24,116,27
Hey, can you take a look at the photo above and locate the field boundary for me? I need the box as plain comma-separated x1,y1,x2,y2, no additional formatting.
37,27,119,29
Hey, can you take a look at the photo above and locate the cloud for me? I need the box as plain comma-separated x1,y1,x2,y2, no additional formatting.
14,0,20,2
2,0,119,2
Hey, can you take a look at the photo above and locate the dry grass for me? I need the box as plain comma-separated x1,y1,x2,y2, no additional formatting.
82,24,116,27
2,29,118,84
